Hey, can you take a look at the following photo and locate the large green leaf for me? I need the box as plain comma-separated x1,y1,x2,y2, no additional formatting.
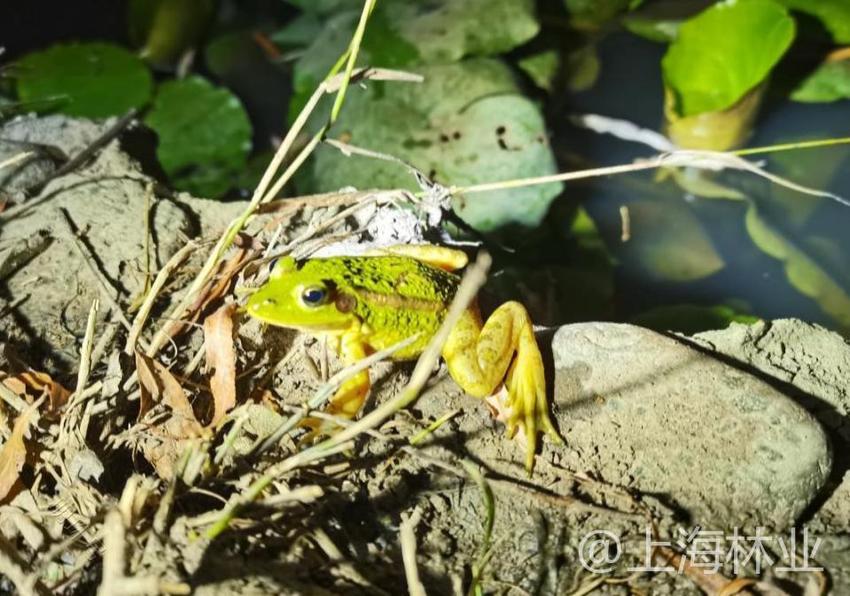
623,199,725,282
289,0,539,117
144,77,252,198
301,59,562,231
776,0,850,43
384,0,539,63
15,42,152,118
745,204,850,329
791,59,850,103
662,0,795,117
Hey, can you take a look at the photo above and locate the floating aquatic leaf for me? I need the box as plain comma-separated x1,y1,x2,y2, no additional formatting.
792,59,850,103
745,204,850,329
623,199,725,282
303,59,561,231
15,42,153,118
144,76,252,198
663,0,795,117
632,304,761,334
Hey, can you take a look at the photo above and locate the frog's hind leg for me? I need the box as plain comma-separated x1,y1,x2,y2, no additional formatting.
363,244,468,272
442,303,562,471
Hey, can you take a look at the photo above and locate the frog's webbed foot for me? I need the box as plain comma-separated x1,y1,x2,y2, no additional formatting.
444,302,562,473
503,329,563,471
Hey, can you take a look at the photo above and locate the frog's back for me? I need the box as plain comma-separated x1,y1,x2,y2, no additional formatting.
304,255,459,358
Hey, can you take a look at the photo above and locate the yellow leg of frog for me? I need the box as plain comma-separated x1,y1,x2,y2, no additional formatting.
301,325,370,438
363,244,469,271
327,328,371,418
442,302,562,471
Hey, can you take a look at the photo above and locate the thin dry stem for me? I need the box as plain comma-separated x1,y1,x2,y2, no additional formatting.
400,508,427,596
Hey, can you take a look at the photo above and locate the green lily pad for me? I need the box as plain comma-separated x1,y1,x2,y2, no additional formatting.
301,59,562,231
624,199,725,282
745,203,850,329
776,0,850,43
144,76,252,198
663,0,795,117
15,42,153,118
632,303,761,334
791,59,850,103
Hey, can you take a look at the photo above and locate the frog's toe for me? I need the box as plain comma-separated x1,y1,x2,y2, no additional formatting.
505,356,563,471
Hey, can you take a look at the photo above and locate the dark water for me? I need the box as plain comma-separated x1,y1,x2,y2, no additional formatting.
547,31,850,333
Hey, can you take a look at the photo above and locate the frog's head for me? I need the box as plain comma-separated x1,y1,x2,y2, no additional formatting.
246,256,355,332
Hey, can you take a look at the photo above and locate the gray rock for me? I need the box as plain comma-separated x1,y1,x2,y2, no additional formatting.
550,322,831,530
692,319,850,533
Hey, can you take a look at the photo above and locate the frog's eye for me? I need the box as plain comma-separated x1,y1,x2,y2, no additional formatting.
300,285,328,307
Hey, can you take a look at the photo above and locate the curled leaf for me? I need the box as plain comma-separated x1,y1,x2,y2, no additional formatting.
2,369,70,412
746,204,850,330
134,351,206,478
0,398,42,503
203,303,238,427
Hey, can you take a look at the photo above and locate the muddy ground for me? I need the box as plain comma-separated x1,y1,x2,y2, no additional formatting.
1,115,848,595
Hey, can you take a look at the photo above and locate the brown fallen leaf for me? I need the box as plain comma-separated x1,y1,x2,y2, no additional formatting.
135,351,198,426
203,303,238,427
0,397,44,503
3,369,70,412
135,351,206,478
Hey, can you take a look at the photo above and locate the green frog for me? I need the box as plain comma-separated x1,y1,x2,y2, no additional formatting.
246,244,561,471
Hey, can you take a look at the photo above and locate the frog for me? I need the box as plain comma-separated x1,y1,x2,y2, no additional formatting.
245,244,562,471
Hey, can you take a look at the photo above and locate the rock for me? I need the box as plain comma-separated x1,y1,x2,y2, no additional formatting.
692,320,850,440
692,319,850,533
549,322,831,530
0,115,247,372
